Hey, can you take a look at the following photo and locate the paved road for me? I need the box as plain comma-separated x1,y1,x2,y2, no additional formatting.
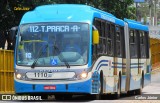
1,69,160,103
143,69,160,94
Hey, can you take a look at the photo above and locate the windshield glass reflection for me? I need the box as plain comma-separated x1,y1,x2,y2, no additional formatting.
17,23,89,67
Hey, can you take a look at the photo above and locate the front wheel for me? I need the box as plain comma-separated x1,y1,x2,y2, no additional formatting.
95,81,102,100
95,74,103,100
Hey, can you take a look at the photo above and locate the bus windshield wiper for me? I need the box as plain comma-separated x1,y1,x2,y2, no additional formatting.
31,44,48,68
53,45,70,68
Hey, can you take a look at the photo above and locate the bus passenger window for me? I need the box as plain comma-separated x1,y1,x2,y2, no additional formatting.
120,27,125,58
130,30,138,58
107,24,114,56
108,40,112,55
140,31,146,58
116,26,121,57
94,18,107,55
145,32,149,58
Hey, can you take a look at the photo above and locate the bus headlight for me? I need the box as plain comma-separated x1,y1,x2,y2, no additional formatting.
80,72,88,79
16,73,22,79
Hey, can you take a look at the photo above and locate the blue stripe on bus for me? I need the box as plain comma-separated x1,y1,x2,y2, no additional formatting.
112,62,126,65
112,63,144,66
97,64,108,71
95,60,108,70
96,61,144,70
112,66,124,68
111,62,126,68
111,66,143,69
131,63,144,65
130,66,143,68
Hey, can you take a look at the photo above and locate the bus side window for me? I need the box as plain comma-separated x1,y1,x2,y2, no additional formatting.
145,32,149,59
145,32,150,73
130,30,138,58
121,27,126,58
92,19,99,60
93,18,107,55
99,21,107,54
106,24,114,56
140,31,146,58
116,26,121,57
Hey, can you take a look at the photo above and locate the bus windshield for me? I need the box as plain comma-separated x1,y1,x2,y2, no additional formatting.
17,23,89,67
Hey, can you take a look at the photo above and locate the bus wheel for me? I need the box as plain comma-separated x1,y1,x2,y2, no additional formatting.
135,77,143,95
95,81,102,100
95,74,103,100
95,94,101,100
127,90,135,96
115,76,121,99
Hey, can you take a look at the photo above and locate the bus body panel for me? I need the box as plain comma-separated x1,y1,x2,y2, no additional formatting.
14,78,92,94
124,18,151,91
14,4,151,97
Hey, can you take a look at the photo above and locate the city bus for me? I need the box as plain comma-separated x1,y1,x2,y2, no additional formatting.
10,4,151,100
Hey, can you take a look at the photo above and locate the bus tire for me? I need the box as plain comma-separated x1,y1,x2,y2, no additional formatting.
127,90,135,95
135,74,144,95
115,75,121,99
95,72,103,100
95,93,101,100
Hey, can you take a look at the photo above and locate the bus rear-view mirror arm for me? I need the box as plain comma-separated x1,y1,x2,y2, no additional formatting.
10,26,18,41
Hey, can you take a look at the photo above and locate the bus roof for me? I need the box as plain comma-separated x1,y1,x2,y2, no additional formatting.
20,4,124,26
124,18,149,31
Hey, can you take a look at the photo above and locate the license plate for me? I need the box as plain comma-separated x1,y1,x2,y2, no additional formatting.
44,85,56,90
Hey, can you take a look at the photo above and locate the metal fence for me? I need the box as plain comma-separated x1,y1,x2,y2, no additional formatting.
0,50,14,94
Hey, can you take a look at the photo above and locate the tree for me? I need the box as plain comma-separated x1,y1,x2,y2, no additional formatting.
89,0,135,19
0,0,136,50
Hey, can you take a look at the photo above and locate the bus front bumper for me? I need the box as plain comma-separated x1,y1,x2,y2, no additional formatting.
14,79,92,94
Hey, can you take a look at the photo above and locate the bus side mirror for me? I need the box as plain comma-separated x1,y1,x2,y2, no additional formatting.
10,26,18,41
92,30,99,44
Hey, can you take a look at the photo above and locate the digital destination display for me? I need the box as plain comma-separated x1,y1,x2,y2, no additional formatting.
29,25,81,33
20,23,89,33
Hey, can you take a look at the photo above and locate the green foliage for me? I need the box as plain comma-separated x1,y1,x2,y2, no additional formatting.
143,14,147,25
0,0,136,50
1,0,136,28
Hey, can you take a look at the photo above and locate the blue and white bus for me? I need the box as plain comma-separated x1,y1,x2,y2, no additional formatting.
11,4,151,100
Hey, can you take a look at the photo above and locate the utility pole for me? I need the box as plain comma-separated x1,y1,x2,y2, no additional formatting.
148,0,152,25
136,2,138,21
154,0,158,26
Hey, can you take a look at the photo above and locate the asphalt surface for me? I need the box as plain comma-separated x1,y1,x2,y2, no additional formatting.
1,69,160,103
